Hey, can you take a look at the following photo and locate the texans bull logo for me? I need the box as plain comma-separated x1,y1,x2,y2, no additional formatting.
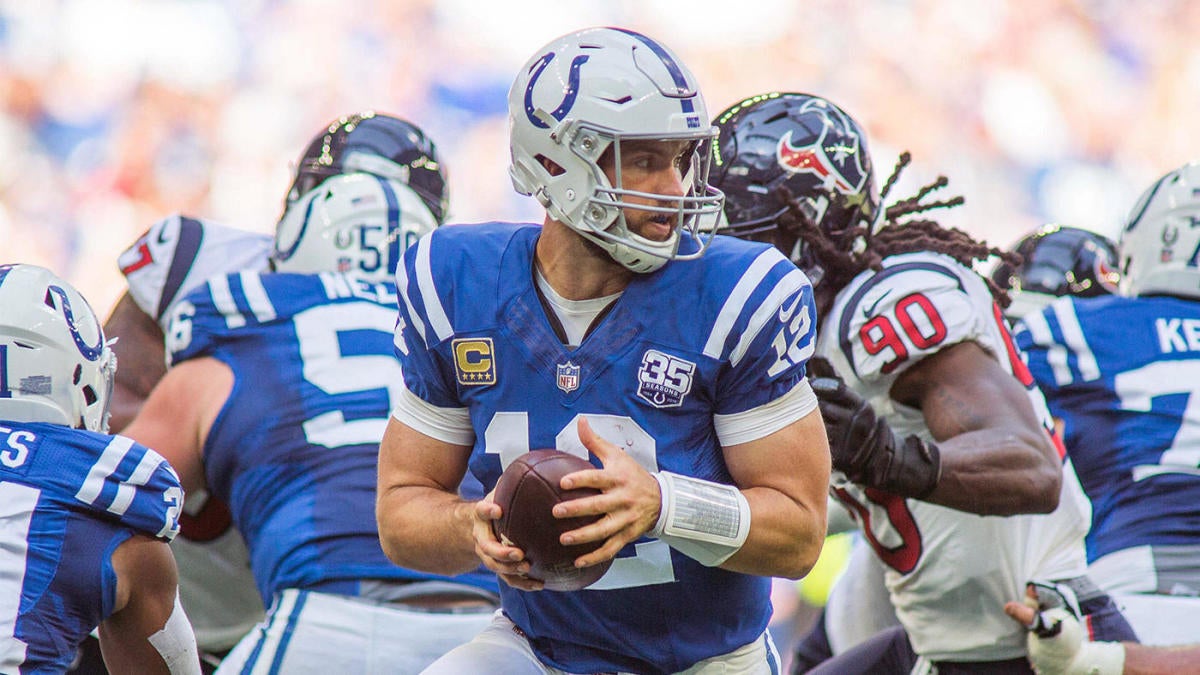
774,100,870,196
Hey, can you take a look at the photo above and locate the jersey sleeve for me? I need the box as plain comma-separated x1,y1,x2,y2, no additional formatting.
1013,297,1094,395
45,431,184,541
707,248,818,415
165,270,276,365
117,214,272,330
834,263,990,386
391,231,461,409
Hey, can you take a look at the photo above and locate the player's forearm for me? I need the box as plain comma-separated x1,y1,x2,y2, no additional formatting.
724,487,825,579
927,429,1061,516
376,486,480,574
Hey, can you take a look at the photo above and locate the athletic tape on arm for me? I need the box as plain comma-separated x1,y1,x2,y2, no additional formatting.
648,471,751,567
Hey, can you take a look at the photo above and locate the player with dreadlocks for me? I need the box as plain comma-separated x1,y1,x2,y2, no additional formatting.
711,92,1135,674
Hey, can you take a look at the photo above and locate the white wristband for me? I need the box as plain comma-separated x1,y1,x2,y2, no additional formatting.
649,471,751,567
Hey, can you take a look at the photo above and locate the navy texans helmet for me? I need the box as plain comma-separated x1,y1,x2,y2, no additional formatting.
286,111,448,224
991,224,1121,319
710,92,878,283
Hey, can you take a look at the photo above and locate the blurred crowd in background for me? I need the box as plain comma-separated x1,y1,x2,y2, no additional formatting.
2,0,1199,317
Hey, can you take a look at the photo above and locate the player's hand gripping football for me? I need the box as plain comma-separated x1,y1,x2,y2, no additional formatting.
473,491,544,592
807,357,941,498
550,417,663,569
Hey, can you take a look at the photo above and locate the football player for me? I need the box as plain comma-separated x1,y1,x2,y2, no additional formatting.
0,264,199,673
1012,162,1200,646
991,223,1121,320
121,172,499,672
101,111,451,668
376,27,831,674
710,91,1135,673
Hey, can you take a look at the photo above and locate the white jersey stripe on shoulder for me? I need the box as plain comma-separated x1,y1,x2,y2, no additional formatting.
75,435,135,507
207,275,245,330
415,234,453,342
703,249,785,359
107,449,166,517
730,269,807,367
1020,310,1073,386
238,271,277,324
395,256,428,344
1052,300,1100,382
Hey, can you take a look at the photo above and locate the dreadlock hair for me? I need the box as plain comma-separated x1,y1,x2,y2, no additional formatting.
780,151,1021,308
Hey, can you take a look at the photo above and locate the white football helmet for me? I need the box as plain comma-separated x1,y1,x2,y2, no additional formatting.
0,264,116,432
508,27,725,273
1120,161,1200,299
274,173,438,282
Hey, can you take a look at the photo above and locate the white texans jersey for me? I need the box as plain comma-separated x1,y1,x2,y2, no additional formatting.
816,251,1090,661
118,214,273,332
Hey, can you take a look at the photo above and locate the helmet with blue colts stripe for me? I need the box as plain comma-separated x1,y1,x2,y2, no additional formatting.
286,111,448,225
273,173,438,283
507,27,725,273
1119,161,1200,300
0,264,116,432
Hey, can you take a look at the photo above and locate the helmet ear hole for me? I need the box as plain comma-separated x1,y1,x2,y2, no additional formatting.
82,385,97,406
537,155,566,177
73,364,82,385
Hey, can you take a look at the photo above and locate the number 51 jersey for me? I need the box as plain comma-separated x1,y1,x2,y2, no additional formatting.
168,270,496,603
393,223,818,674
815,251,1091,662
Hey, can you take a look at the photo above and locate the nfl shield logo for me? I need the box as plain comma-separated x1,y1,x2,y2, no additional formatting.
556,361,581,393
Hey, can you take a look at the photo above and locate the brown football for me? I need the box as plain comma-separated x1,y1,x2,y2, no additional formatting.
491,450,613,591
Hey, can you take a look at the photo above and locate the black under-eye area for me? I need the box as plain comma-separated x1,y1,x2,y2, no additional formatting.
73,364,82,385
82,385,97,406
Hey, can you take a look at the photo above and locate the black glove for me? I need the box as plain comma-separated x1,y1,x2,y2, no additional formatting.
808,364,941,498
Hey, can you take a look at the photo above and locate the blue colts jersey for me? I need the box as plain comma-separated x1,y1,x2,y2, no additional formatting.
393,223,817,674
1015,294,1200,561
169,271,496,603
0,422,182,673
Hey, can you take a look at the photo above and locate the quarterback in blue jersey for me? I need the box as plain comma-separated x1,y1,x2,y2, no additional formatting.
376,28,831,675
0,264,199,673
1014,163,1200,646
121,173,499,673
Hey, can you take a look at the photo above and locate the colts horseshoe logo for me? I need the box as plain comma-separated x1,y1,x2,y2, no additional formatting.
48,286,105,361
524,52,590,129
